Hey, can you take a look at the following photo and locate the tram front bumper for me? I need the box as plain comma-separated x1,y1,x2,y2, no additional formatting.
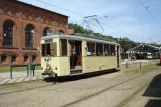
42,70,52,75
42,70,57,77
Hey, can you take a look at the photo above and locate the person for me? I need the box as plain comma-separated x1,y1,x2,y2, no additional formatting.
124,59,128,69
134,55,136,61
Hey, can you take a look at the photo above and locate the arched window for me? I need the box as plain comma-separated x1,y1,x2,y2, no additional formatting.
25,24,34,48
43,27,50,36
11,55,17,63
24,56,29,63
58,30,64,34
32,56,36,63
1,55,7,64
3,20,14,47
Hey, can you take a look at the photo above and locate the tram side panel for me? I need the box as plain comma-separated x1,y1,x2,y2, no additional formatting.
57,57,70,76
82,56,117,73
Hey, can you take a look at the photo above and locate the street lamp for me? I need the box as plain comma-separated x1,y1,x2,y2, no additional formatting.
30,40,33,76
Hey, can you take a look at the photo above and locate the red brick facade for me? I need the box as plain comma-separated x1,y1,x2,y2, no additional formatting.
0,0,69,66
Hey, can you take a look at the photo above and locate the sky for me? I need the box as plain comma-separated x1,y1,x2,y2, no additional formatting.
19,0,161,44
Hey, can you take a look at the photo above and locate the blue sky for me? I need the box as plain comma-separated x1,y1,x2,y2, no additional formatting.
19,0,161,44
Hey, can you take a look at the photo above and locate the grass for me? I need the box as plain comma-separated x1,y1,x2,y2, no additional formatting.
0,65,41,72
124,64,158,74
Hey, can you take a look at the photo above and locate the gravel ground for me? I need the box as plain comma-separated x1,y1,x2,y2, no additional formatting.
122,69,161,107
0,66,160,107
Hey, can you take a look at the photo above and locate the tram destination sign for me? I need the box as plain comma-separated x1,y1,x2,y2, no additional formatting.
45,39,53,43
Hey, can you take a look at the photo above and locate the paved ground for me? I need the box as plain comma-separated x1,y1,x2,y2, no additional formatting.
0,70,44,85
0,70,41,79
0,59,159,85
0,66,160,107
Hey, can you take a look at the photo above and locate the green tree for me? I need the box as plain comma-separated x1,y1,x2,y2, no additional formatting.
68,23,85,33
118,37,136,52
68,23,161,52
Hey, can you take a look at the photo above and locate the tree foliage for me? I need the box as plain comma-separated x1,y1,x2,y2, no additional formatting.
68,23,161,52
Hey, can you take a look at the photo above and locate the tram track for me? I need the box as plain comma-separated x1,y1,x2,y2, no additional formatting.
115,83,148,107
0,68,141,96
61,68,157,107
0,65,157,99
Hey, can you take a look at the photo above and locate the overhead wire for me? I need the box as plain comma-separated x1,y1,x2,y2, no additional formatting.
98,2,161,18
35,0,161,43
138,0,161,43
99,21,145,40
138,0,161,28
36,0,84,17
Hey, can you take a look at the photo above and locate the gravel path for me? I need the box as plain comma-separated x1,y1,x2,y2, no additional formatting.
0,66,160,107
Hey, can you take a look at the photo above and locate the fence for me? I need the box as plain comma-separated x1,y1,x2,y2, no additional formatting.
120,60,160,71
10,64,41,79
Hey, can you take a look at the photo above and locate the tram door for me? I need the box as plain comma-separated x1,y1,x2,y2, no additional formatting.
117,46,120,67
69,40,82,72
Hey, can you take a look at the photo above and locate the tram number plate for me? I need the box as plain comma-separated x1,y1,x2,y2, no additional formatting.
45,39,53,43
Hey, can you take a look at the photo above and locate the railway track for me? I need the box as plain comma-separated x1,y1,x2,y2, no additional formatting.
0,64,158,106
61,69,156,107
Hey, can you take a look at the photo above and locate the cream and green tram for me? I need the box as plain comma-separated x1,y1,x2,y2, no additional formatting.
40,34,121,77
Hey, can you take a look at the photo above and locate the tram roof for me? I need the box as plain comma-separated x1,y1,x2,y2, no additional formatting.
41,34,120,46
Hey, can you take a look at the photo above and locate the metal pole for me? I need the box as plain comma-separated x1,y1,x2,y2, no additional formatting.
27,65,29,76
10,66,12,79
126,62,128,69
30,41,32,76
33,69,34,76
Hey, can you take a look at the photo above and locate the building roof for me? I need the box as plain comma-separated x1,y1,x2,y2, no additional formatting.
127,44,160,53
17,0,68,17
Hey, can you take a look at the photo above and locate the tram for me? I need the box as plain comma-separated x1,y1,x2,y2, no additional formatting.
40,34,121,77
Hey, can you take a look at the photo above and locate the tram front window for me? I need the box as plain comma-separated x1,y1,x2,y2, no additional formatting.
41,42,57,56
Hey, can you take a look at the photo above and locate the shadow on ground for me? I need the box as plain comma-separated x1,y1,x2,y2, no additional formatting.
143,73,161,107
44,69,119,83
156,63,161,66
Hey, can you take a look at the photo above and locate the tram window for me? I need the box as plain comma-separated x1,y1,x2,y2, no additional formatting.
104,44,110,56
61,39,67,56
87,42,95,56
96,43,103,56
41,42,57,56
110,45,115,56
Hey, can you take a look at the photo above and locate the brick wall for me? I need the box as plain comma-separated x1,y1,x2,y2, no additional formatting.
0,0,68,66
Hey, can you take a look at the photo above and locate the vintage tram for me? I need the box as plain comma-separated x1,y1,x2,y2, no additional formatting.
40,34,121,77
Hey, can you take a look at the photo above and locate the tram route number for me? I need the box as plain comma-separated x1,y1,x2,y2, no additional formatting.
45,39,53,43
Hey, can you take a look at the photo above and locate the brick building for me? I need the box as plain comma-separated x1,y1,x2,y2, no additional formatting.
0,0,73,66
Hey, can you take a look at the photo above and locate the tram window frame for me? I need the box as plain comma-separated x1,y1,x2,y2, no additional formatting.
110,45,116,56
104,44,110,56
60,39,67,56
96,43,103,56
87,42,95,56
41,42,57,56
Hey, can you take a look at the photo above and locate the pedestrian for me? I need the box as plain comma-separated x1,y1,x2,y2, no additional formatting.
125,59,128,69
